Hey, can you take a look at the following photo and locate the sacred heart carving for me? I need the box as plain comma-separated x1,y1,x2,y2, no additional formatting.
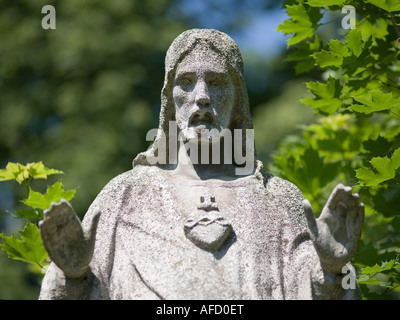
184,215,232,251
184,195,232,251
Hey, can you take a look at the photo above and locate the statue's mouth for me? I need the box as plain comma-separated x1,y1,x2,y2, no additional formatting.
189,111,214,128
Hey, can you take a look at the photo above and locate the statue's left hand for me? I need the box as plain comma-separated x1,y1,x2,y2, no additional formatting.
39,199,101,279
303,184,364,274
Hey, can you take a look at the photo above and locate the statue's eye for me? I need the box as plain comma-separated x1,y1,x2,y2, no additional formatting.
176,74,194,89
207,74,228,86
180,78,192,86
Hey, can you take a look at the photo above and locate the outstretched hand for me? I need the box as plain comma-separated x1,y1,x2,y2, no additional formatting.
303,184,364,274
39,199,101,279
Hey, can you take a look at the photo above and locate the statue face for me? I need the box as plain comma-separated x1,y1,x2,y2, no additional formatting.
172,46,235,141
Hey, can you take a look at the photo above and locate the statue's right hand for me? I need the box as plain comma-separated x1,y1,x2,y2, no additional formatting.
39,199,101,279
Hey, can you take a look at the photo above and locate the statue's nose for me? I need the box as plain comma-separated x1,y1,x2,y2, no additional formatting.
194,80,211,108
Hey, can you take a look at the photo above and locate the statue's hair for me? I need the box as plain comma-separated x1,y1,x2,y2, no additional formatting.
133,29,263,177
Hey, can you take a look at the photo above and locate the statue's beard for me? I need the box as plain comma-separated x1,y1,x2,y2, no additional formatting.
177,121,226,143
177,110,229,142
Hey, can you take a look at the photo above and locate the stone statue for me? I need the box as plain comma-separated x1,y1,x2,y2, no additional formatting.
39,29,364,300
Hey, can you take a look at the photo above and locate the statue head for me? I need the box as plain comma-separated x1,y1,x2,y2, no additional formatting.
173,40,236,141
134,29,262,176
163,29,252,139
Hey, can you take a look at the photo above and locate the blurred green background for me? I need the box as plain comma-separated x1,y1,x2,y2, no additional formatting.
0,0,327,299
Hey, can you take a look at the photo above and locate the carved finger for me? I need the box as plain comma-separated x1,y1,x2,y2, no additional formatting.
327,184,352,211
348,193,359,222
336,202,347,218
342,194,359,237
83,208,101,254
355,203,365,239
337,190,357,216
347,201,364,246
303,199,318,239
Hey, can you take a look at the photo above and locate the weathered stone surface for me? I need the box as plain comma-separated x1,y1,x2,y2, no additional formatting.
39,29,363,300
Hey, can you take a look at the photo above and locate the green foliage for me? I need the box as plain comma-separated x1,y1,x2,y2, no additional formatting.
0,221,47,268
0,162,75,273
277,4,322,47
349,90,400,114
356,148,400,186
276,0,400,299
21,182,76,214
308,0,346,6
358,257,400,295
0,162,62,186
301,76,342,114
366,0,400,12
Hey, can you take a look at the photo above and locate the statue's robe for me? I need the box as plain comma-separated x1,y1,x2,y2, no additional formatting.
39,165,360,300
